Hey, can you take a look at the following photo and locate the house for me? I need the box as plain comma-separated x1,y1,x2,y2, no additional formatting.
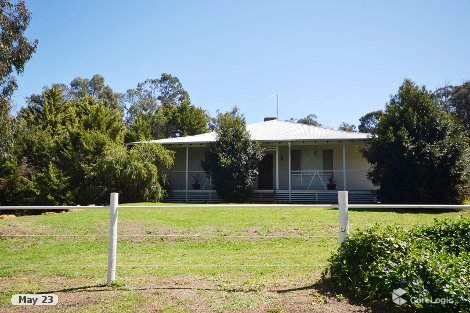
145,119,378,203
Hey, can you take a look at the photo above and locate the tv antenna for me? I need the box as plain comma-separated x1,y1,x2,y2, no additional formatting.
270,92,279,118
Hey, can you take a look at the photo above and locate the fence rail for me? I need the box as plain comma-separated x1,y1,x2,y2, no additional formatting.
1,192,469,285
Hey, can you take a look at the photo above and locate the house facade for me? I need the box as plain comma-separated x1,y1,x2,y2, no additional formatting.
145,119,378,203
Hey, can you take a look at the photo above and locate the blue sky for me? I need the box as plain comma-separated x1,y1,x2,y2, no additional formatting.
13,0,470,128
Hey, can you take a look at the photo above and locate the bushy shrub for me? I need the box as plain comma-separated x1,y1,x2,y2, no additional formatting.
362,80,469,204
323,218,470,312
202,108,263,202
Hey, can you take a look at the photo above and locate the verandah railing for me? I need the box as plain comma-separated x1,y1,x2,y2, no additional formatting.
291,169,374,191
165,169,376,191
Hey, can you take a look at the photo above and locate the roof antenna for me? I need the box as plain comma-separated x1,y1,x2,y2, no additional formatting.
270,92,279,119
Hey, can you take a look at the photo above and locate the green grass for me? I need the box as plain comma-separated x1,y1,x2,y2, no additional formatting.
0,204,468,312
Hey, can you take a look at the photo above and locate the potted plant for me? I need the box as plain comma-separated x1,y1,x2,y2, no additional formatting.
192,175,201,190
327,174,336,190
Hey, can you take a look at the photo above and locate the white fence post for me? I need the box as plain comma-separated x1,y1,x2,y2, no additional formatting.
338,191,349,245
107,192,119,285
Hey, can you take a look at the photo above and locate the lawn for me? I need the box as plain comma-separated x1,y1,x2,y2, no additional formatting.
0,204,468,312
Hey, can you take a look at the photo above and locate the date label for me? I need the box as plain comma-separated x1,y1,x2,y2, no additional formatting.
11,294,58,305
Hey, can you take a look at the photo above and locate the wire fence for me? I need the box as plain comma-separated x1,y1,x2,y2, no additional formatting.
1,192,470,285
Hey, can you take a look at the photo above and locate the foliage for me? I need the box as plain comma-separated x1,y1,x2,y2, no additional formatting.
1,78,174,205
202,107,263,202
435,81,470,133
87,143,173,203
0,0,37,99
126,100,209,142
0,155,38,205
126,112,154,142
123,73,189,123
358,110,383,133
124,74,208,141
338,122,357,132
289,113,321,126
324,218,470,312
362,79,469,204
68,74,123,111
0,0,37,157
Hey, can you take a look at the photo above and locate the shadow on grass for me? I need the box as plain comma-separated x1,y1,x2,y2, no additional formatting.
328,207,462,214
352,207,462,214
39,281,405,312
39,284,260,294
273,281,404,313
38,284,110,293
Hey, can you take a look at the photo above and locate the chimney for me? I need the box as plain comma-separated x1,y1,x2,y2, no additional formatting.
264,117,277,122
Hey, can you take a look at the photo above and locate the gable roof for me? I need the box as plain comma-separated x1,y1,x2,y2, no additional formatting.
138,119,369,145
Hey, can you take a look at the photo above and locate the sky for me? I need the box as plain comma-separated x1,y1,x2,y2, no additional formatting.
12,0,470,129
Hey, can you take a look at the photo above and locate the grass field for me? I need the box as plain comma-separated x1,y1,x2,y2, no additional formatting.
1,204,469,312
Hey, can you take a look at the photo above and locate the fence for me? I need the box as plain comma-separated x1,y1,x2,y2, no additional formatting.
1,191,470,285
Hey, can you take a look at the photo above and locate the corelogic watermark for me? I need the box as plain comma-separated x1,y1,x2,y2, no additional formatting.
392,288,454,306
391,288,407,305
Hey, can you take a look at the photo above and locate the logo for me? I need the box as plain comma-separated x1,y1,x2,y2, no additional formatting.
392,288,407,306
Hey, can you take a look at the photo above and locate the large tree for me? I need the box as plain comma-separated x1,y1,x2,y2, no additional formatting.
123,73,190,123
289,113,321,126
362,79,468,204
435,81,470,133
338,122,357,132
68,74,123,111
202,107,263,202
124,74,209,142
0,0,37,157
358,110,383,133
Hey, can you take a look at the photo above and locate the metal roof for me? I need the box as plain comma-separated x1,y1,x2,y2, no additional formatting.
137,119,370,145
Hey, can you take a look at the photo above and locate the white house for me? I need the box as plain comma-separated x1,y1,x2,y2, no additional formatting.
144,119,378,203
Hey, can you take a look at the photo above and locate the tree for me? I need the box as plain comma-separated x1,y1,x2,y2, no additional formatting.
358,110,383,133
123,73,190,123
124,74,209,141
338,122,357,132
202,107,263,202
158,73,190,107
435,81,470,133
2,79,175,205
362,79,468,204
450,81,470,131
156,100,209,138
125,112,154,142
87,142,173,203
69,74,123,111
0,0,37,157
290,114,321,126
434,84,454,112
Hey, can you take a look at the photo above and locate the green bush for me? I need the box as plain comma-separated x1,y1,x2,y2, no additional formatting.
323,218,470,312
202,108,263,202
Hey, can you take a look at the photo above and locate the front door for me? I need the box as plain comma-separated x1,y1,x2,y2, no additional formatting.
258,154,273,190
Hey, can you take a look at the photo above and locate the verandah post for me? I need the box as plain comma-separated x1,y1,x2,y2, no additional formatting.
107,192,119,285
338,191,349,245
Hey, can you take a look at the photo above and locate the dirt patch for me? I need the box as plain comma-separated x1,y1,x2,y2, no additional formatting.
247,226,263,235
0,224,55,237
0,215,16,219
0,275,399,313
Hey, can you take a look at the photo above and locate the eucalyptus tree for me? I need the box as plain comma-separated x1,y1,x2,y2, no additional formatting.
0,0,37,156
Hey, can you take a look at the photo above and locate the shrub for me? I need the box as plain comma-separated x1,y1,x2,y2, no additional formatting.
202,108,263,202
323,218,470,312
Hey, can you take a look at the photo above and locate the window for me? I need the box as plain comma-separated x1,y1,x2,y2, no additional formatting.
323,149,333,171
291,150,301,171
